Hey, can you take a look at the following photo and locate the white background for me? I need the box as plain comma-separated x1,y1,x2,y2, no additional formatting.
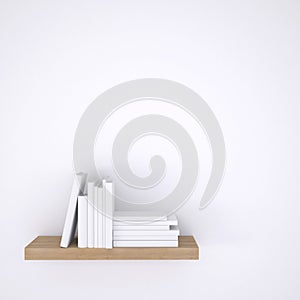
0,1,299,299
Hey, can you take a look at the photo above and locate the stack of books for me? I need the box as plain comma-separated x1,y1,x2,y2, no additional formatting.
113,211,180,247
78,179,114,249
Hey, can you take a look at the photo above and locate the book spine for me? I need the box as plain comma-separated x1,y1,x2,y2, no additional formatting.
93,185,98,248
113,218,178,226
113,220,178,227
102,180,106,248
113,225,170,231
78,195,88,248
114,215,168,221
87,182,94,248
113,235,178,241
113,226,180,237
105,182,113,249
97,186,103,248
113,240,178,247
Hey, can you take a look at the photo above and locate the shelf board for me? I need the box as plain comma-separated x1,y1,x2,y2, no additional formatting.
24,236,199,260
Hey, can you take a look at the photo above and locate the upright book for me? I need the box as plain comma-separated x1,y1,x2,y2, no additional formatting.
102,180,106,248
78,195,88,248
60,173,87,248
97,184,103,248
87,181,96,248
93,183,99,248
105,181,114,249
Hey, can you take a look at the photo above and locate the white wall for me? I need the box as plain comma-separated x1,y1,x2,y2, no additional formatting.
0,1,299,299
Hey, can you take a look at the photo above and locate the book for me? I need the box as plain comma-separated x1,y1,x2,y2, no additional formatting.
114,211,167,221
113,214,178,226
105,181,114,249
113,235,178,241
102,179,106,248
87,181,96,248
97,185,103,248
78,195,88,248
60,173,87,248
93,184,98,248
113,240,178,247
113,225,180,237
113,225,169,231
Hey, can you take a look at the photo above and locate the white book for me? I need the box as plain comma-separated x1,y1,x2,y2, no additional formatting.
102,180,106,248
113,214,178,226
93,184,98,248
113,235,178,241
87,181,96,248
60,173,87,248
78,195,88,248
113,225,180,237
114,211,167,221
113,240,178,247
105,181,114,249
97,185,103,248
113,225,169,231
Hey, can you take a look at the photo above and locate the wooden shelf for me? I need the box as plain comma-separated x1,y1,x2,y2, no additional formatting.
24,236,199,260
